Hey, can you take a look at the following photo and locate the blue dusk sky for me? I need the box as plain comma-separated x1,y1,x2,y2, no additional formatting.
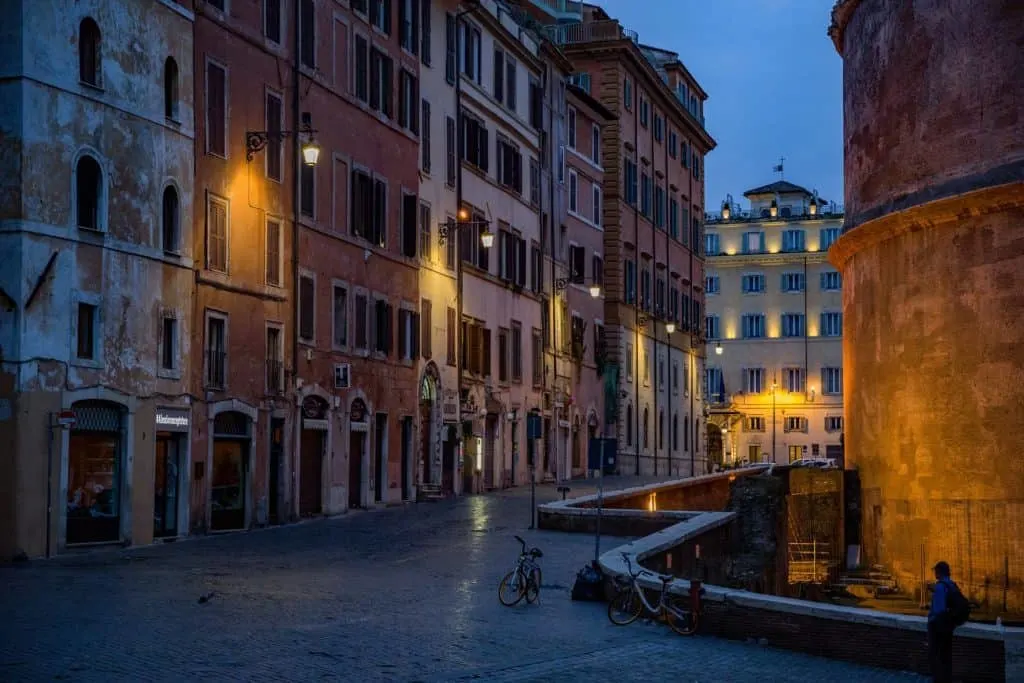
596,0,845,212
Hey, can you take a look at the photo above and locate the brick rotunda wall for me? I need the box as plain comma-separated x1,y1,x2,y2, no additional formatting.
828,0,1024,615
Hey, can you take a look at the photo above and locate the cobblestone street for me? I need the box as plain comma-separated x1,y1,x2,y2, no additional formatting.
0,478,924,682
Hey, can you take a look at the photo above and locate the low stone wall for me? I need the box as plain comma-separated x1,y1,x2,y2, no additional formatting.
600,529,1024,682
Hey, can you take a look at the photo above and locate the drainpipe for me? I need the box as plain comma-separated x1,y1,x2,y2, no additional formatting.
290,0,302,519
650,113,658,478
632,96,640,477
662,123,671,477
543,65,557,482
688,151,695,478
454,15,465,496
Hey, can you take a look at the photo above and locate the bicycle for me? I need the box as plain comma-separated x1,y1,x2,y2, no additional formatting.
498,535,543,606
607,551,699,635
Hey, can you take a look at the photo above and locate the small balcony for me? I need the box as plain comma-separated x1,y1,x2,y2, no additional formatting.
266,358,284,395
545,20,639,47
528,0,583,21
205,349,226,390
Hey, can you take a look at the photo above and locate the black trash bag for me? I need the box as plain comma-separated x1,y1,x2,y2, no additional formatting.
571,561,606,602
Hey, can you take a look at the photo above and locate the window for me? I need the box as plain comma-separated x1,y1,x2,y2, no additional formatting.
161,186,179,253
624,259,636,304
264,0,282,43
625,343,633,382
164,57,179,120
398,70,419,133
332,284,348,348
624,160,638,206
445,215,457,269
821,271,842,291
654,184,665,228
459,21,481,82
529,76,543,129
369,48,394,117
528,243,541,292
643,407,649,448
681,141,689,168
529,158,540,206
781,272,805,292
446,307,457,365
206,61,227,157
420,0,431,64
784,367,804,393
418,298,432,359
75,155,103,231
592,255,604,289
161,317,177,370
821,311,843,337
299,274,315,343
419,202,432,262
374,299,392,355
741,314,765,339
355,35,369,102
266,326,283,393
206,316,226,389
825,416,843,432
531,328,542,386
742,231,765,254
568,245,585,283
705,275,719,294
79,18,101,86
355,293,369,351
623,77,632,109
741,273,765,293
785,416,807,433
591,124,601,164
461,114,488,171
399,0,419,54
300,162,315,218
820,227,840,250
445,115,457,187
668,131,678,158
567,106,577,148
497,328,509,381
397,308,419,361
705,367,723,402
654,114,663,142
781,313,805,337
265,218,282,286
782,229,805,252
744,368,765,394
76,303,97,360
206,194,228,273
371,0,392,34
401,192,418,258
747,416,765,432
822,367,843,395
496,137,522,193
640,173,651,218
705,315,720,340
568,170,578,213
265,91,283,181
592,184,602,226
493,49,516,109
299,0,316,66
351,168,387,247
639,97,648,127
669,197,679,239
421,99,431,171
705,232,720,255
445,13,456,84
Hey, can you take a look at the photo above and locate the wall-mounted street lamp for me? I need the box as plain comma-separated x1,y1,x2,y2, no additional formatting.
245,111,321,165
715,342,724,355
438,208,493,249
554,277,601,299
720,200,731,221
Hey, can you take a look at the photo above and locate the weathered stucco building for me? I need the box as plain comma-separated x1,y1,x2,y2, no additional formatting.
0,0,196,558
829,0,1024,613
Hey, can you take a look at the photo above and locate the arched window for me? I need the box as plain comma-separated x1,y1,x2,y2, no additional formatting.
658,409,665,449
162,186,179,252
164,57,179,119
684,415,690,453
626,404,633,446
694,418,700,452
79,18,102,86
76,156,102,230
643,407,649,450
672,413,678,452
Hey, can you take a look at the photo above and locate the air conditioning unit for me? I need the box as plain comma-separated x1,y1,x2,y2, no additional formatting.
334,363,351,390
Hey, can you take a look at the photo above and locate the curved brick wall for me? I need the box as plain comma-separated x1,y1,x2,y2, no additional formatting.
830,0,1024,613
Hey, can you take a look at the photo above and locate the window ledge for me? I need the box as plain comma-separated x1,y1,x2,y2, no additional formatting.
79,80,104,92
71,358,104,371
157,368,182,381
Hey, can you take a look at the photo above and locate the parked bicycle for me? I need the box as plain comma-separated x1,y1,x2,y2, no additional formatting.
498,535,543,606
607,552,699,635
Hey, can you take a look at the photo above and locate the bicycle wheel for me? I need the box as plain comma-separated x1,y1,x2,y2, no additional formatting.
498,570,525,606
663,595,698,635
607,586,643,625
525,568,541,604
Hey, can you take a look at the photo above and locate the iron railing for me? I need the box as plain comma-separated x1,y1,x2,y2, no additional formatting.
206,349,226,389
266,358,284,394
545,20,638,46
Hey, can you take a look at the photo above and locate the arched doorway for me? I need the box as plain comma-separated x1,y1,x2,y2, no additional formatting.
707,423,724,470
419,365,440,489
299,395,329,517
66,400,126,545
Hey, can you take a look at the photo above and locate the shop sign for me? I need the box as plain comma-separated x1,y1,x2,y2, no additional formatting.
302,395,328,420
155,408,190,432
350,398,368,423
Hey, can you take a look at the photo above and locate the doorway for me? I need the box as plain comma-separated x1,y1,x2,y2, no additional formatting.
153,434,182,538
348,430,365,509
66,401,124,546
442,427,455,495
269,418,284,524
299,428,324,516
401,416,412,501
374,413,387,503
484,415,497,490
211,439,247,531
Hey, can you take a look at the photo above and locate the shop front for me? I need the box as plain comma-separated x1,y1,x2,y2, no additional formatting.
348,398,369,509
210,411,251,532
154,407,190,538
299,395,328,517
66,400,126,546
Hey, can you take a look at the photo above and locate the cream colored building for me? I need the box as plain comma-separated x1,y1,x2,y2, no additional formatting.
703,181,844,466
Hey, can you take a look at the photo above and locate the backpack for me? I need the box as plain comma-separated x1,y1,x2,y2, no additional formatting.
944,582,971,627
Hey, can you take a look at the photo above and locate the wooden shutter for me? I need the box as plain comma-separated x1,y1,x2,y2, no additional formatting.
421,299,432,359
402,193,418,258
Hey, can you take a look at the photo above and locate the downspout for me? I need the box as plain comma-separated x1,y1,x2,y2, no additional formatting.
632,95,640,477
290,0,302,518
544,64,557,481
688,146,695,477
663,124,671,477
650,113,658,478
455,16,464,494
803,256,809,398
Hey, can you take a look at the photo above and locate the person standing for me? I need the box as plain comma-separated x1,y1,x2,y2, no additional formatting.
928,560,959,682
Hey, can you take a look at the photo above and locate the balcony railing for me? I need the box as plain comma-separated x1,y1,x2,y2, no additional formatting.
206,349,226,389
266,358,284,394
545,20,638,46
706,206,846,224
